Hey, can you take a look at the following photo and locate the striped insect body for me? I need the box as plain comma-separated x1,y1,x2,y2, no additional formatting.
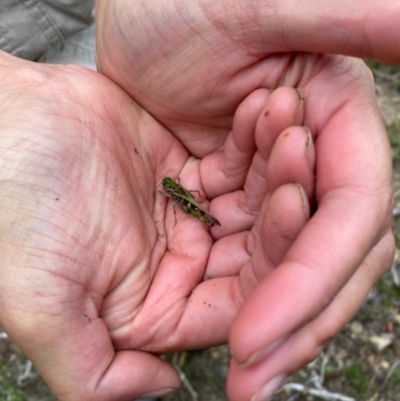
161,177,221,227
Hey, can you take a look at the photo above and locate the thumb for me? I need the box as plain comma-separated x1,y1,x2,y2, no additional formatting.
6,315,180,401
230,0,400,64
95,350,180,401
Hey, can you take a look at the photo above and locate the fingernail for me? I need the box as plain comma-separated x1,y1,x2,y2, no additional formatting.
239,336,288,368
250,374,287,401
295,183,309,218
303,126,313,149
294,88,304,108
303,126,315,174
139,387,178,398
295,87,304,100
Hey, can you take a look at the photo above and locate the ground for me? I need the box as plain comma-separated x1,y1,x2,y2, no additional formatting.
1,62,400,401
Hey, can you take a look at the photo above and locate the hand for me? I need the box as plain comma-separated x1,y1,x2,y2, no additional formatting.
0,51,314,400
95,1,395,399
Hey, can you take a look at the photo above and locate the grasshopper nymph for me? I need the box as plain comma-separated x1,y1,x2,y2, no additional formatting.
161,177,221,227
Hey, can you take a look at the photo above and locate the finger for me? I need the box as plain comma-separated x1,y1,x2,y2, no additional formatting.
255,87,305,161
202,87,304,199
201,88,269,197
227,230,395,401
211,123,313,235
206,183,310,279
257,183,310,268
119,205,217,351
238,183,310,300
266,126,315,199
238,89,307,215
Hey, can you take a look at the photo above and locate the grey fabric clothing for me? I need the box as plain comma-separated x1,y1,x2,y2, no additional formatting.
43,22,96,69
0,0,94,61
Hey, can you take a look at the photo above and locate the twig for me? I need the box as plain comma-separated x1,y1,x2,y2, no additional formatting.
372,357,400,398
391,263,400,286
173,362,199,401
17,360,37,386
373,68,400,82
311,352,329,389
281,383,356,401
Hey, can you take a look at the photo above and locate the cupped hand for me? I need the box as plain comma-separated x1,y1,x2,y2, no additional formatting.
96,0,396,399
0,50,313,401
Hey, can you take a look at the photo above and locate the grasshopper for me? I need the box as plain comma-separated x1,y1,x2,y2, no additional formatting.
161,177,221,227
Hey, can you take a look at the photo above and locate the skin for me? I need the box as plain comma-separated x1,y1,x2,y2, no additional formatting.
0,51,313,400
94,0,397,399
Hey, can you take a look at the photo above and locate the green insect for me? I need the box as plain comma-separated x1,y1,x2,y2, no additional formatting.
161,177,221,227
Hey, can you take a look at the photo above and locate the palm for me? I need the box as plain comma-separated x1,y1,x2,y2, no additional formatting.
0,55,212,398
96,0,373,156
